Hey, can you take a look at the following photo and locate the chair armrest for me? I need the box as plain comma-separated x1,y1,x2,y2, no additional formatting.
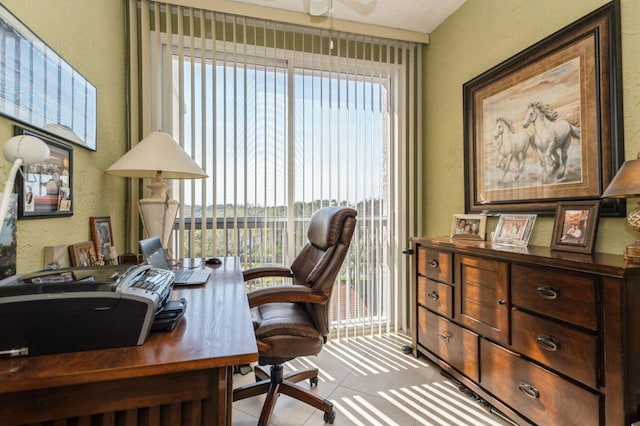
243,266,294,282
247,285,328,308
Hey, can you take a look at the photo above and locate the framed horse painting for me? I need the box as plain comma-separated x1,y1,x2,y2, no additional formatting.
463,2,624,217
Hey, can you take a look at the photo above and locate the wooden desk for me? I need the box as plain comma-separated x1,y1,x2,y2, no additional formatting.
0,258,257,426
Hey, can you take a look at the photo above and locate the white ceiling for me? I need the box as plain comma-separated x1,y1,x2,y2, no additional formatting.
227,0,466,34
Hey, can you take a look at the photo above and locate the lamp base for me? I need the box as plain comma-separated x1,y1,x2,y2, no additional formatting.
138,198,179,252
137,176,179,253
624,239,640,262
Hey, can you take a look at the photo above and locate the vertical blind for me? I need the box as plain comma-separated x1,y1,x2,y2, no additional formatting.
128,0,421,337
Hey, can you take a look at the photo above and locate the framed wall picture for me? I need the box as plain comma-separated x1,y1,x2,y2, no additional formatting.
0,4,97,150
15,127,73,219
90,216,114,263
463,3,624,217
493,214,537,247
450,214,487,240
551,200,601,254
68,241,97,267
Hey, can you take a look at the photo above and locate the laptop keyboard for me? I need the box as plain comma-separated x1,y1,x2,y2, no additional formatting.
173,270,193,282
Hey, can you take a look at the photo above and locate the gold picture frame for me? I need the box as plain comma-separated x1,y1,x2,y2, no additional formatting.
69,241,97,267
450,214,487,240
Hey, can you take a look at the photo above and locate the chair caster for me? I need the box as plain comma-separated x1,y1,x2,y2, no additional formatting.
323,411,335,424
310,376,318,387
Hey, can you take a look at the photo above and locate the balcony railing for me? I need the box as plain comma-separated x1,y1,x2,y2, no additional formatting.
171,215,391,334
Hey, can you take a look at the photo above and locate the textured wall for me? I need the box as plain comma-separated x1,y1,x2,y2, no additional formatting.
423,0,640,254
0,0,127,272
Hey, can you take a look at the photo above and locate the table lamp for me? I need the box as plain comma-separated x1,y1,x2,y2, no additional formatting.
602,152,640,261
105,131,207,251
0,135,50,231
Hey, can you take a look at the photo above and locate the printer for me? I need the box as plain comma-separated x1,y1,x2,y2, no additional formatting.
0,264,174,357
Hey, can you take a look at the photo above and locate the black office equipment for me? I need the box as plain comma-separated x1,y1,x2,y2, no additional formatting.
152,297,187,332
0,264,174,357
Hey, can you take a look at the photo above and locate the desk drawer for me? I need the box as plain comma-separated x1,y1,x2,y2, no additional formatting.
511,264,597,330
481,339,599,426
511,309,598,389
417,247,452,283
417,277,453,318
418,307,478,381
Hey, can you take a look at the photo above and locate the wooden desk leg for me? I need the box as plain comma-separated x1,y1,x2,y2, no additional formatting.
225,366,233,426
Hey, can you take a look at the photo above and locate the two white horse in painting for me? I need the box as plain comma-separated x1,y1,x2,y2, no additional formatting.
493,102,580,184
522,101,581,183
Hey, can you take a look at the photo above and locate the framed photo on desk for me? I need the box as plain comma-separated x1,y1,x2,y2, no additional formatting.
90,216,115,263
69,241,96,267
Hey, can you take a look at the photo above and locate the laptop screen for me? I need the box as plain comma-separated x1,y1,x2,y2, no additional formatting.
139,237,171,270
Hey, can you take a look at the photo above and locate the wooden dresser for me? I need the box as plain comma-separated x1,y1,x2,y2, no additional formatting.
410,237,640,426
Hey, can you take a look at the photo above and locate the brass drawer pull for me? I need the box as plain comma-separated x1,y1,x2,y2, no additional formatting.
438,331,452,342
428,259,439,268
518,381,540,399
536,334,559,352
428,291,439,300
536,285,559,300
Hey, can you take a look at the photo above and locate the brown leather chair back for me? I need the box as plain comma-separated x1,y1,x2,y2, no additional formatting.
289,206,357,336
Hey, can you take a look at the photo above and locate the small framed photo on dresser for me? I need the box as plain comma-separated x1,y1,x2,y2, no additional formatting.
450,214,486,240
493,214,536,247
551,200,600,254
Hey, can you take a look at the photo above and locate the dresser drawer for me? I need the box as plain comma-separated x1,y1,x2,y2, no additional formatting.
417,277,453,318
511,309,598,388
511,264,597,330
417,246,452,283
418,307,478,381
481,339,599,426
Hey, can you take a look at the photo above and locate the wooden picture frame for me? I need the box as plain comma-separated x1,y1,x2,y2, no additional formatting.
90,216,114,263
69,241,97,267
493,214,537,247
463,2,624,217
15,127,73,219
450,214,487,240
551,200,601,254
0,4,97,150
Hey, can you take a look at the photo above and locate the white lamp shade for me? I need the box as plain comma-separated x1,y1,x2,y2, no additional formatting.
105,131,207,179
3,135,50,165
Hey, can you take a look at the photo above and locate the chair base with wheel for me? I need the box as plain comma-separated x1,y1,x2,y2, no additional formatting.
234,360,335,425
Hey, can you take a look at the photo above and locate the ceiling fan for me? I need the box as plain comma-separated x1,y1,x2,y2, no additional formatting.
309,0,375,17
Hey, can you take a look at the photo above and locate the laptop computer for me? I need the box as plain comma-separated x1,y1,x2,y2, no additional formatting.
139,237,211,286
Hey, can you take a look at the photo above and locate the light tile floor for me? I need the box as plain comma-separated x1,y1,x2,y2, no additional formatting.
232,333,514,426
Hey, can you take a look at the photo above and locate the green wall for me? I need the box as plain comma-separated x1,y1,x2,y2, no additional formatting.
423,0,640,254
3,0,639,272
0,0,127,272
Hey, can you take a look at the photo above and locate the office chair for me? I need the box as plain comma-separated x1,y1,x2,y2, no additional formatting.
233,206,357,425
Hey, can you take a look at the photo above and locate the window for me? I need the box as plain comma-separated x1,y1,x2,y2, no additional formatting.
131,3,420,336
